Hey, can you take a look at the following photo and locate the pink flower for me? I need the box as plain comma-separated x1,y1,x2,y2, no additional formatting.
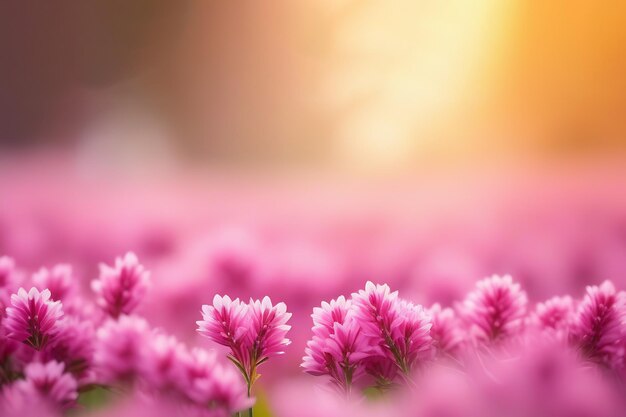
532,295,575,332
428,303,464,355
94,315,151,383
140,334,252,415
91,252,151,318
475,337,623,417
42,317,95,381
0,389,56,417
32,264,75,302
197,295,291,391
461,275,528,343
3,288,63,350
570,280,626,369
302,297,370,394
389,300,433,370
352,281,432,374
310,296,352,340
197,295,248,360
141,332,188,392
352,282,399,341
302,336,332,377
14,361,78,408
247,296,292,361
179,347,253,415
196,294,252,384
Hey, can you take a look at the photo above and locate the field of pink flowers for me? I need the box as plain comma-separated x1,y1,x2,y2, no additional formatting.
1,157,626,417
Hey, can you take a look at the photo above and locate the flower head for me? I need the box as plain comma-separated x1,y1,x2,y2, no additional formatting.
247,296,292,361
91,252,150,318
32,264,75,302
197,295,249,361
94,315,151,383
310,296,352,340
302,297,370,394
428,303,464,355
179,348,253,415
352,282,432,374
570,280,626,369
532,295,575,332
141,332,188,392
197,295,291,391
42,317,95,381
3,288,63,350
352,282,399,340
461,275,528,343
389,300,433,371
141,335,253,415
14,361,78,408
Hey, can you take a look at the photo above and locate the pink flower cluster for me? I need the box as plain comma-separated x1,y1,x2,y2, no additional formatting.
196,295,292,394
302,275,626,401
0,253,253,417
91,252,150,319
2,246,626,416
302,282,434,394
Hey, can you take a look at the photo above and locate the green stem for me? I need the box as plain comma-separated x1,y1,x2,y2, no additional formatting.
247,381,253,417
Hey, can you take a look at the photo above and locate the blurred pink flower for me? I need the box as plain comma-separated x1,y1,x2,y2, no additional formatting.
532,295,575,332
428,303,464,356
91,252,150,318
141,332,188,393
3,287,63,350
270,378,396,417
32,264,75,302
42,316,95,382
570,280,626,370
204,229,266,295
474,337,623,417
14,361,78,408
139,333,253,415
94,315,151,383
179,347,253,415
461,275,528,344
0,390,57,417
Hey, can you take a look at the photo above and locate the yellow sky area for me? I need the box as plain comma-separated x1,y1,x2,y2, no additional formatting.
326,1,626,172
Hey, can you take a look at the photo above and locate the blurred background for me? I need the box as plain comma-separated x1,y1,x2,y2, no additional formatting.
2,1,625,170
1,0,626,359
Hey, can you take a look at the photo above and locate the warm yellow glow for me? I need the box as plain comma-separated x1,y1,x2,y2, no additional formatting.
325,0,510,172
